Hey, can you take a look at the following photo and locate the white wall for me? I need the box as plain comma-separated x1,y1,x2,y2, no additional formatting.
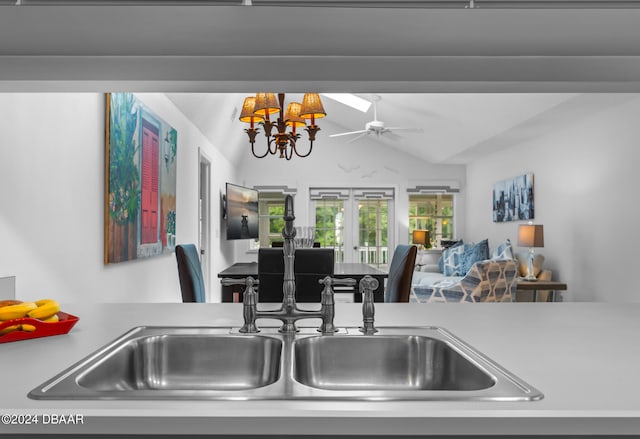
0,93,236,303
466,94,640,302
234,133,466,262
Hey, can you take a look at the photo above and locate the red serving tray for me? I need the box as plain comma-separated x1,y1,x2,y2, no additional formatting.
0,311,79,344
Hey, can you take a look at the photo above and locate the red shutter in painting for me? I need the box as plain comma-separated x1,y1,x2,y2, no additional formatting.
141,120,160,244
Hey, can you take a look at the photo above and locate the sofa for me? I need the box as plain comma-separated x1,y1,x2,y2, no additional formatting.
410,238,552,303
412,259,518,303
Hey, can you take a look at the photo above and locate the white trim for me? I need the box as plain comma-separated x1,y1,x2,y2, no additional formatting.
353,187,395,200
309,187,350,200
253,185,297,195
407,185,460,194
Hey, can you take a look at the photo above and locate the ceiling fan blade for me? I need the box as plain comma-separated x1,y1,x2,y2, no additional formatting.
330,130,368,138
347,132,371,144
382,131,403,141
385,127,424,133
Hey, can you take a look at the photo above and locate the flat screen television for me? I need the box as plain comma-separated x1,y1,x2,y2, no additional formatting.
225,183,259,240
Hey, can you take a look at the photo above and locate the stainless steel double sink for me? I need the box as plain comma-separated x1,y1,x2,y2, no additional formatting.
29,326,543,401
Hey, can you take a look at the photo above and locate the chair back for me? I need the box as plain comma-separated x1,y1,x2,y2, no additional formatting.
175,244,206,303
258,248,334,302
384,244,418,302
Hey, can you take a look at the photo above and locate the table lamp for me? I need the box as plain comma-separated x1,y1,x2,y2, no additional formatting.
517,223,544,281
412,230,430,250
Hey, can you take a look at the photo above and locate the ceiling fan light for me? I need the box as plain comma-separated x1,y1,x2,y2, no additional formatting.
284,102,306,128
299,93,326,120
253,92,280,117
239,96,265,123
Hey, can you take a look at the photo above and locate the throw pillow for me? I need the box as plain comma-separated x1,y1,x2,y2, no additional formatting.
438,240,463,273
491,238,514,260
442,243,469,276
460,239,489,274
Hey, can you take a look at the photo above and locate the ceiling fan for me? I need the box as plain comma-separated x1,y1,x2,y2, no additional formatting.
329,95,424,143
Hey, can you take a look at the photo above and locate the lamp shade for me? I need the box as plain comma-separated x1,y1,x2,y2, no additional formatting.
299,93,326,120
284,102,306,128
253,92,280,117
412,230,430,246
239,97,265,123
518,224,544,248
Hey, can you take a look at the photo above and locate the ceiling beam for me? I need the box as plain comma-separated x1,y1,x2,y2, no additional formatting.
2,55,640,92
2,6,640,91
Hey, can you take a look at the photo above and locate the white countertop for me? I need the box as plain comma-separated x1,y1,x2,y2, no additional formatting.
1,302,640,437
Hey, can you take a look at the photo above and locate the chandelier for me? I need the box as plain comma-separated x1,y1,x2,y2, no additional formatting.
239,92,326,160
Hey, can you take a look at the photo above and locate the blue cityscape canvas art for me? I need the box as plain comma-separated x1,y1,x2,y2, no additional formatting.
492,173,534,223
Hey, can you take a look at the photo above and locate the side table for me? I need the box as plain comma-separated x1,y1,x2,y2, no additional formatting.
515,280,568,302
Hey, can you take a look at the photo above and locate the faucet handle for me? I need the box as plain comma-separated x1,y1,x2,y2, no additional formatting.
322,277,357,287
316,276,356,335
220,277,260,287
221,277,260,333
220,277,260,301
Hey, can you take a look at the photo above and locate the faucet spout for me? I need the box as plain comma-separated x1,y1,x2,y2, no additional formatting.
283,194,295,239
284,194,295,221
281,194,297,321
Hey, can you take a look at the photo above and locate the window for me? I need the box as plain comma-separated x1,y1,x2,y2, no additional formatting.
408,194,454,249
256,192,286,248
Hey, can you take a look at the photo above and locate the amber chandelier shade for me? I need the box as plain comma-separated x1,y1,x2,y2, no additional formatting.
299,93,327,120
239,97,265,124
285,102,306,129
253,92,280,118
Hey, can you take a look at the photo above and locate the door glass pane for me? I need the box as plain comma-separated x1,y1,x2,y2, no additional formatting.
258,193,285,248
314,199,344,263
358,199,389,268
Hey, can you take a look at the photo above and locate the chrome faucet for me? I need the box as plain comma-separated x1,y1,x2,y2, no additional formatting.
222,194,356,334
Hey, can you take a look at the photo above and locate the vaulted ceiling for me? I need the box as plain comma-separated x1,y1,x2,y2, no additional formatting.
167,92,633,165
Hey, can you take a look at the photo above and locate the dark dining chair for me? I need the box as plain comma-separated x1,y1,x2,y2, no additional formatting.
175,244,206,303
258,248,334,302
384,244,418,303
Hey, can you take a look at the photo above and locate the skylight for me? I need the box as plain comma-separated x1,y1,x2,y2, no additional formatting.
321,93,372,113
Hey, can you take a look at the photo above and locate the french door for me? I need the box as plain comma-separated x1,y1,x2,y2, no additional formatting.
311,188,394,269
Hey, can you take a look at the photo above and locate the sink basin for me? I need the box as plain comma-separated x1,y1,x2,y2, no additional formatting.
29,326,542,401
293,335,494,391
29,327,286,400
77,334,282,391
